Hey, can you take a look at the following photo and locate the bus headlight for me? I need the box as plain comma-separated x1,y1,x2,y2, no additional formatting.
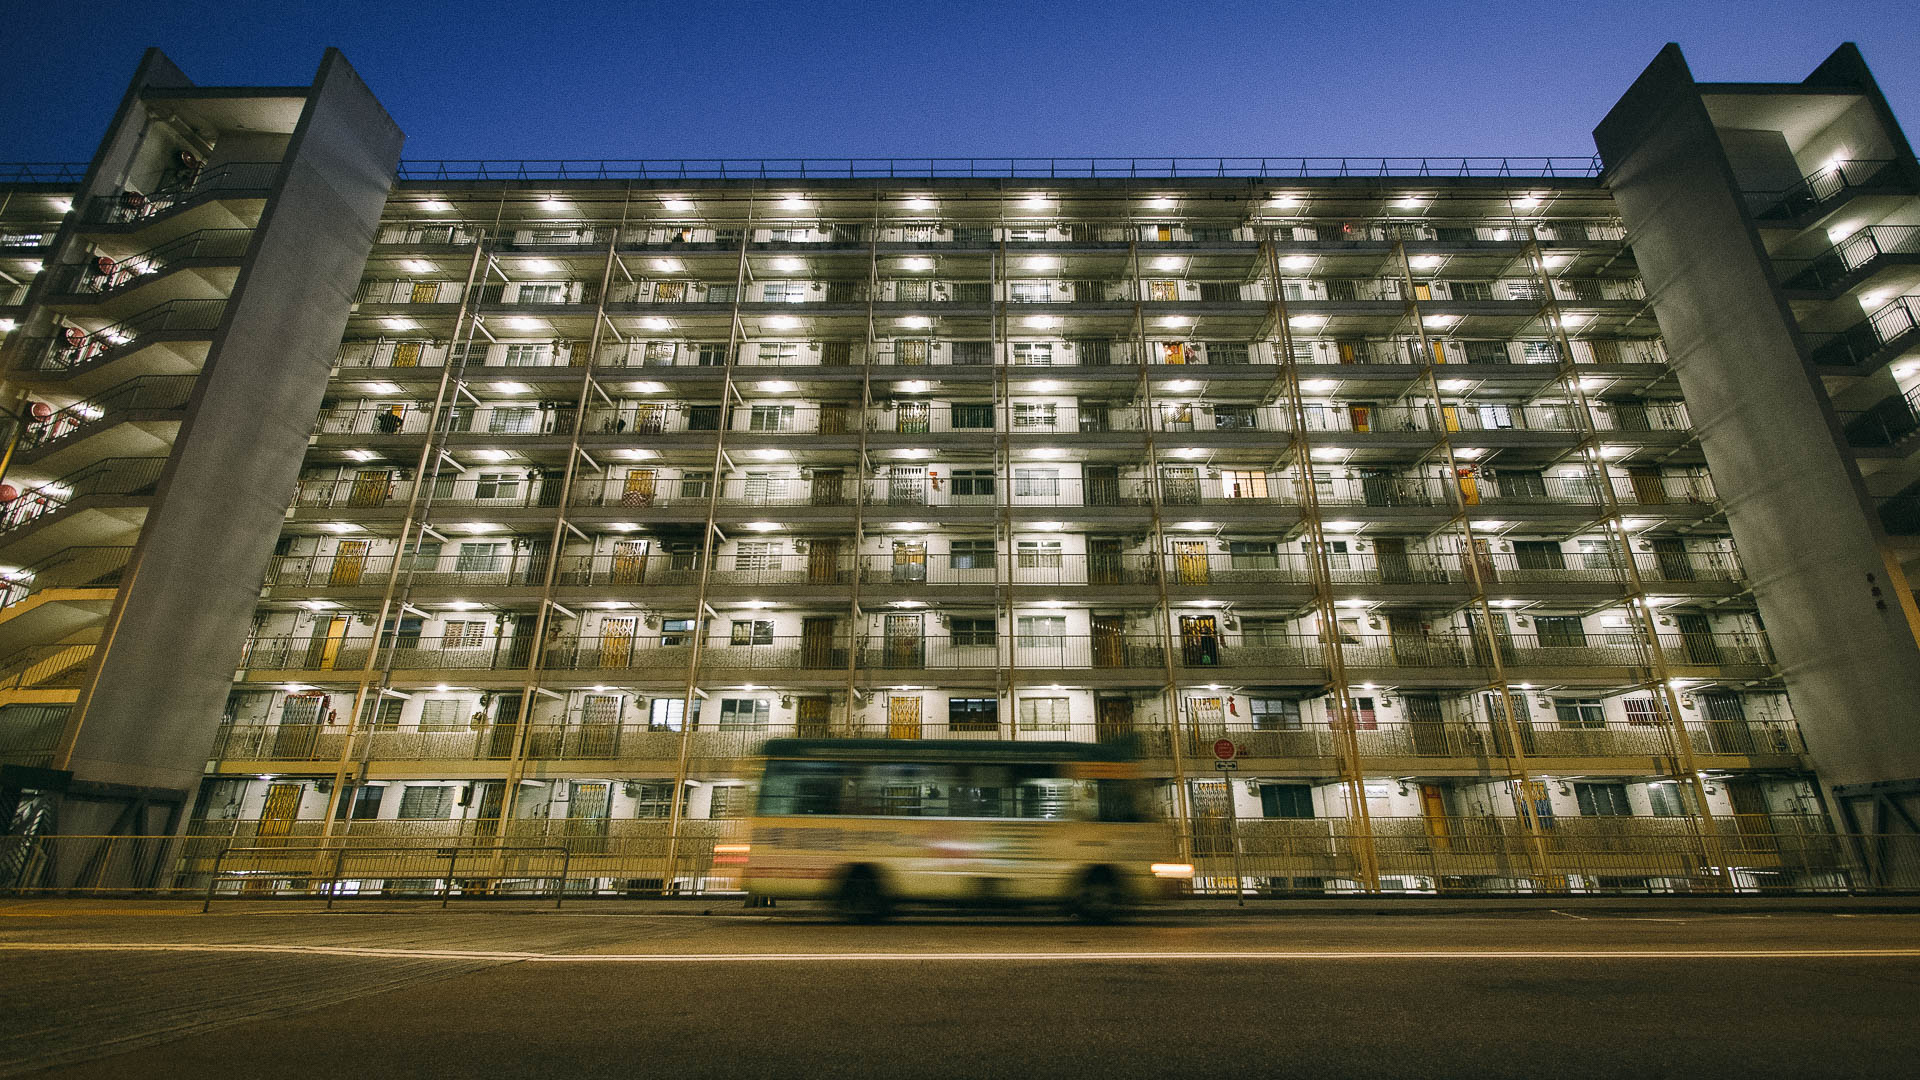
1150,862,1194,879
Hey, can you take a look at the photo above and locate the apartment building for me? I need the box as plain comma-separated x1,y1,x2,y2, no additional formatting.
0,43,1915,896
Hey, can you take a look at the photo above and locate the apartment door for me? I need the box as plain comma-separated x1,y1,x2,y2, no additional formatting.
1419,784,1451,850
1701,691,1752,754
1406,693,1449,755
610,539,648,585
1376,536,1413,584
887,695,922,740
895,402,930,434
1187,696,1227,752
1161,466,1201,506
599,617,637,669
410,282,438,304
390,341,422,368
328,540,369,586
884,614,923,669
1454,467,1480,505
801,617,836,669
1724,779,1776,853
257,782,302,846
1651,537,1692,582
1171,540,1210,585
1180,615,1221,667
1387,611,1430,666
633,403,666,434
889,466,926,506
892,541,927,583
1676,612,1719,664
1467,538,1497,585
1429,340,1448,365
485,692,523,759
796,696,832,738
1091,615,1126,668
807,537,840,585
1348,402,1373,432
620,468,657,507
475,782,506,822
1360,468,1397,507
1086,466,1121,507
1467,610,1513,666
1336,340,1366,365
819,403,848,435
1486,690,1537,756
567,782,612,853
1089,537,1124,585
1095,696,1135,742
347,469,391,508
810,469,844,507
272,695,325,759
1189,778,1231,857
307,616,349,670
1627,466,1667,505
576,694,621,758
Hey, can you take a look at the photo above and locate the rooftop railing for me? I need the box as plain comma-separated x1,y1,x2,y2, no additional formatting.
394,156,1605,182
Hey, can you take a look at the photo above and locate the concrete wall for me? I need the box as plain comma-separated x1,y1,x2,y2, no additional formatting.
54,51,403,829
1594,44,1920,792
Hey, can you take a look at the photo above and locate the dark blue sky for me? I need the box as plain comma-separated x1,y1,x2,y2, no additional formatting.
3,1,1916,165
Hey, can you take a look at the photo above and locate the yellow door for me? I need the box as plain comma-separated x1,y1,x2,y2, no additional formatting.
348,469,391,508
1431,341,1448,365
887,695,921,739
319,616,348,669
1156,225,1173,242
330,540,369,586
258,782,302,845
610,540,648,585
410,282,438,303
1456,467,1480,505
599,617,636,668
1150,280,1178,302
391,341,421,368
1441,405,1460,431
620,469,657,507
1172,540,1209,584
654,281,686,303
1162,342,1187,364
1414,283,1433,301
1420,784,1451,849
1349,405,1371,432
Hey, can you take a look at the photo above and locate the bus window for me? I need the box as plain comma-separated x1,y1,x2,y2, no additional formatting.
758,760,854,815
1096,779,1153,823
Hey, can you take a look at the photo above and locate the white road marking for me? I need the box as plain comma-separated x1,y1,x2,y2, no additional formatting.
2,942,1917,962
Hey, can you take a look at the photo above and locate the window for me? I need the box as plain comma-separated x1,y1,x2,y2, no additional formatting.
762,281,806,303
1013,468,1059,497
1011,341,1053,366
951,403,993,429
660,618,695,647
1345,695,1378,730
1520,340,1560,364
1623,697,1661,726
950,617,996,648
1555,699,1606,729
696,342,730,365
516,282,565,303
397,785,454,819
719,698,770,729
1240,617,1291,646
948,697,997,731
488,407,536,433
949,540,995,571
1221,470,1270,500
1259,784,1314,819
729,620,774,646
1505,280,1545,301
759,343,799,364
1016,540,1063,568
1533,615,1587,648
339,785,384,820
474,472,520,500
1016,616,1066,647
679,471,714,497
648,698,687,731
359,696,405,729
1647,782,1688,818
1250,698,1301,731
630,780,676,818
1574,782,1632,817
1018,697,1070,732
418,698,465,729
1005,227,1049,242
444,621,488,649
1213,404,1258,429
1013,403,1058,429
408,540,442,571
734,541,777,571
503,343,544,366
1447,280,1494,301
951,469,994,499
708,785,749,819
455,542,505,573
952,341,992,365
748,404,796,432
1229,541,1279,569
686,406,721,431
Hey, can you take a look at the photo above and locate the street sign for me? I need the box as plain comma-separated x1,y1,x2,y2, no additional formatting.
1213,760,1239,771
1212,738,1237,761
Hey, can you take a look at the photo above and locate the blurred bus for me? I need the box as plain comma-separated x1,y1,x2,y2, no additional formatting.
729,738,1190,922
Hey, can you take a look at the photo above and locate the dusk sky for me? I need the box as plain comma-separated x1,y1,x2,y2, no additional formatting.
3,1,1916,165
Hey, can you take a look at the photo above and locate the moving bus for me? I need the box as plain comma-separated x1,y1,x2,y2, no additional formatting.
734,738,1190,922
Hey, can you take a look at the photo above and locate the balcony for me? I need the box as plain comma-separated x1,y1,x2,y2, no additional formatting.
1839,383,1920,449
1780,225,1920,292
83,162,280,225
33,299,226,373
0,546,134,613
1752,159,1908,223
1807,294,1920,369
0,457,166,537
45,229,253,298
16,375,198,458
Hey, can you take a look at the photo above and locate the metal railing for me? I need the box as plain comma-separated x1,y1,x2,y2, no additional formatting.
395,156,1605,181
0,546,134,612
34,299,227,371
84,161,280,223
18,375,198,454
1752,159,1904,221
202,844,573,910
50,229,254,295
0,457,166,534
1808,294,1920,368
1781,225,1920,291
1839,383,1920,449
0,642,97,691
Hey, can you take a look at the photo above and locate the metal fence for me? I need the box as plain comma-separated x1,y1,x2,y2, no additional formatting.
394,157,1605,182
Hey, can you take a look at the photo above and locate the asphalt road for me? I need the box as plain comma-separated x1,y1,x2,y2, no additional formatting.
4,902,1918,1078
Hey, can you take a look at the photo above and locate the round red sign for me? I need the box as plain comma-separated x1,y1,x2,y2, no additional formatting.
1213,738,1236,761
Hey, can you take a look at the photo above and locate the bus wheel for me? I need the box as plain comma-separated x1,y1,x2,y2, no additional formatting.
1071,868,1127,924
835,866,890,924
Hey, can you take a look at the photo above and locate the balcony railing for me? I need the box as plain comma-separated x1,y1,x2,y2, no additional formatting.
1839,383,1920,449
1753,159,1904,221
34,299,227,372
1809,294,1920,368
0,457,166,534
84,162,280,224
49,229,253,296
394,156,1605,181
0,642,97,691
1781,225,1920,291
0,546,134,612
18,375,198,455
